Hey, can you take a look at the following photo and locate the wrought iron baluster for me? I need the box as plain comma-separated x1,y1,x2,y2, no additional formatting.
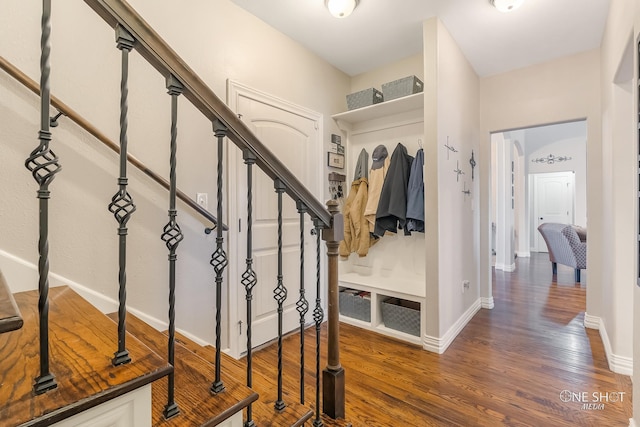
26,0,60,394
210,119,228,394
312,221,324,427
161,75,184,420
241,149,257,427
273,179,287,411
108,25,137,367
296,201,309,404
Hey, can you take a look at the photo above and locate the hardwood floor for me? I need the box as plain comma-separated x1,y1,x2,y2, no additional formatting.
252,253,632,426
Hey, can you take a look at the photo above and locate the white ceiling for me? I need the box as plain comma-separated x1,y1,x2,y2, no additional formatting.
230,0,610,77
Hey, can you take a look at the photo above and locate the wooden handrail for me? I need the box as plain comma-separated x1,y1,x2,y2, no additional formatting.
82,0,332,228
0,55,224,231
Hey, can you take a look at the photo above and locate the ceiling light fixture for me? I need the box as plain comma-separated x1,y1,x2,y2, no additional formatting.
326,0,358,19
490,0,524,13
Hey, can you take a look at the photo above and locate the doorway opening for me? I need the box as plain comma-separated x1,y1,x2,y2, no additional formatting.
491,120,587,271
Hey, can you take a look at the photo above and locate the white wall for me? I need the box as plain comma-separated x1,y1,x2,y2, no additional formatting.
492,133,515,271
0,0,349,348
525,121,587,229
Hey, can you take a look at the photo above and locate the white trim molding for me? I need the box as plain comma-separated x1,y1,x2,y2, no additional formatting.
583,312,601,330
423,298,482,354
629,417,637,427
584,312,633,376
481,296,495,309
52,385,151,427
0,249,212,349
494,262,516,272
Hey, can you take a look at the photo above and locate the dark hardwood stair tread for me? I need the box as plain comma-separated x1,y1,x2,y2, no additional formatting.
108,312,257,426
0,286,172,427
0,270,23,334
173,332,314,427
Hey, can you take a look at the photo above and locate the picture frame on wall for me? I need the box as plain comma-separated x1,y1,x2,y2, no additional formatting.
328,152,345,169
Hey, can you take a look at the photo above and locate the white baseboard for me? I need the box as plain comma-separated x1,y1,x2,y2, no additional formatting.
0,249,40,293
0,248,223,349
481,296,494,309
583,312,601,330
494,263,516,272
584,312,633,376
423,298,481,354
515,251,530,258
599,320,633,376
0,248,170,331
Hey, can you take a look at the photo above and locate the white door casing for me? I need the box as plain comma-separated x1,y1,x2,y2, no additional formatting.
227,80,323,358
531,171,575,252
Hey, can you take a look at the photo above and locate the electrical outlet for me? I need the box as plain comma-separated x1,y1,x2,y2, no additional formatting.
462,280,470,293
196,193,208,210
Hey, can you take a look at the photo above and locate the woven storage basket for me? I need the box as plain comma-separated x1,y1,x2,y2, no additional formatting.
346,87,384,110
381,76,423,101
381,298,420,336
339,289,371,322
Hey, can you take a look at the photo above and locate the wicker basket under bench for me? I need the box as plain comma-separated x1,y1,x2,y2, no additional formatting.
337,277,424,345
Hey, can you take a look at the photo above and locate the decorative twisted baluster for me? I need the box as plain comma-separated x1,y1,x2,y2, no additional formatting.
312,221,324,427
108,25,136,366
26,0,60,395
161,75,184,420
242,149,257,427
273,179,287,411
296,200,309,404
210,119,228,394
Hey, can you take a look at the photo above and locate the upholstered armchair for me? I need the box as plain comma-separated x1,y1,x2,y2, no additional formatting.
537,223,587,282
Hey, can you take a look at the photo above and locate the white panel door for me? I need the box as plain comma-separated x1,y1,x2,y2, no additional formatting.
532,172,575,252
228,81,322,355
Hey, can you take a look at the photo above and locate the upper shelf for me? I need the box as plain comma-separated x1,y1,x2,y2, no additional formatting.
332,92,424,126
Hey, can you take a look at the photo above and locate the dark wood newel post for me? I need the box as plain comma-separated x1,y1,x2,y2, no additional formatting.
322,199,345,419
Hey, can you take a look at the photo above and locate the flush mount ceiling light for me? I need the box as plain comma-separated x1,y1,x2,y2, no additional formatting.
326,0,358,18
490,0,524,13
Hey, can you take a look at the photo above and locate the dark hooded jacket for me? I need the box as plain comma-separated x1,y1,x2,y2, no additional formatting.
374,143,414,236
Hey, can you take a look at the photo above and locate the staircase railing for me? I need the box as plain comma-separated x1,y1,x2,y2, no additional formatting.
6,0,345,425
0,55,223,232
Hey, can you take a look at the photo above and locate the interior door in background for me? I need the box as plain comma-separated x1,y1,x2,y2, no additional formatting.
531,171,575,252
227,80,322,356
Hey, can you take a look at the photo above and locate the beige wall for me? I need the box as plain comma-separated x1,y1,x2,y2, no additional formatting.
0,0,350,347
599,0,640,418
600,0,637,370
479,50,602,319
349,53,424,95
433,19,481,338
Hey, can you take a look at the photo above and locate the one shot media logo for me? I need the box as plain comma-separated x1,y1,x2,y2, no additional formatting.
559,390,626,410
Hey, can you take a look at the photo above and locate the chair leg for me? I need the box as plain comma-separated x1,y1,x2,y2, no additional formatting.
575,269,581,283
552,262,557,275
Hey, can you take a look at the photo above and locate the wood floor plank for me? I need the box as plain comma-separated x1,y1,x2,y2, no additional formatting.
107,312,258,426
0,286,171,427
249,253,632,426
173,332,314,426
